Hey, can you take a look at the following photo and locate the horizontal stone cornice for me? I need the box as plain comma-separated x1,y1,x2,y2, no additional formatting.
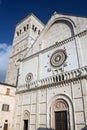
16,66,87,94
23,30,87,61
16,75,87,94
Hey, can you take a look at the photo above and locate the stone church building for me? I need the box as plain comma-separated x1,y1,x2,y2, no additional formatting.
5,12,87,130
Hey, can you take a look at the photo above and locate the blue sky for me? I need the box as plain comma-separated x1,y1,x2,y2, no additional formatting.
0,0,87,82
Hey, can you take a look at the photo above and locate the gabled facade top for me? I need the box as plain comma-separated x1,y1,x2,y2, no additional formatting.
24,12,87,59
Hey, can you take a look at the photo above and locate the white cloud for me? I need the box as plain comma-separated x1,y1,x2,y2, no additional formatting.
0,43,12,82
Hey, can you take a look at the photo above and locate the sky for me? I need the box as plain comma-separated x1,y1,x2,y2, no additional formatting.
0,0,87,82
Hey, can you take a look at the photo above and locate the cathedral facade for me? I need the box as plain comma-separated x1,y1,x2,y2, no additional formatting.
6,12,87,130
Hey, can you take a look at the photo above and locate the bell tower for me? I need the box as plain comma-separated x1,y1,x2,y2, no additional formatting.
5,13,44,85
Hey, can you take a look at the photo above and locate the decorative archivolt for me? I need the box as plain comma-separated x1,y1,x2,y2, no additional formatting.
50,16,76,30
45,17,76,36
42,17,76,50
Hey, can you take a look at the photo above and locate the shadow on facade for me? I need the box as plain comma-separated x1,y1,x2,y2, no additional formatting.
81,126,87,130
37,128,53,130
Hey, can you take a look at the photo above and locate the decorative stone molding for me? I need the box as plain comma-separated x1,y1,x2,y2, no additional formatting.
25,73,33,82
17,66,87,93
50,49,67,68
53,99,68,111
23,110,30,120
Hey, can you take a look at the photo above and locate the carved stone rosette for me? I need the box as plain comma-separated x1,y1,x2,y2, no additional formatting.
50,50,67,68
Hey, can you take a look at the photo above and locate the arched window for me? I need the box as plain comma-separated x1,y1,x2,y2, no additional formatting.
34,27,37,32
24,26,26,31
17,31,19,36
32,25,35,30
27,24,29,29
38,30,40,35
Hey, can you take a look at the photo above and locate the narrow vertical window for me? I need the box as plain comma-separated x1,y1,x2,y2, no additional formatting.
24,26,26,31
20,29,22,34
32,25,35,30
38,30,40,35
17,32,19,36
27,24,29,29
34,27,37,32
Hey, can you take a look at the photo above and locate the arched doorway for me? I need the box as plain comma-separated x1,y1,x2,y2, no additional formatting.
51,99,70,130
23,110,30,130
